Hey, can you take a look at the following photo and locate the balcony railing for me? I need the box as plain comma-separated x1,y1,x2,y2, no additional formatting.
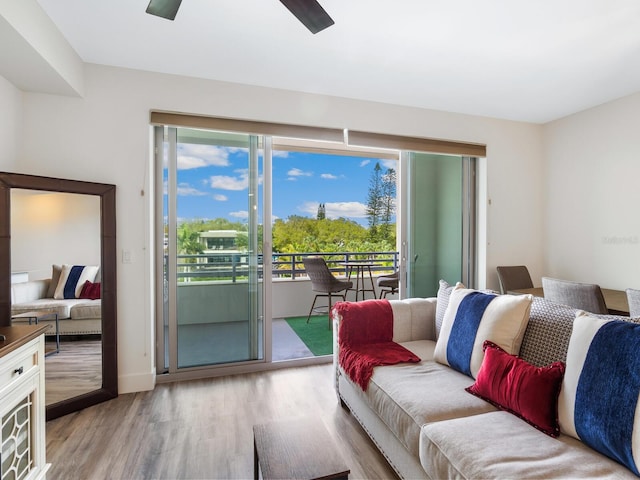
169,251,399,283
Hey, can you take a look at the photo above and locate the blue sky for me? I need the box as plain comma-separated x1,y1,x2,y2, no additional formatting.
172,143,397,226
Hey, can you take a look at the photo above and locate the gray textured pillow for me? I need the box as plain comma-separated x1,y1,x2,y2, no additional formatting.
46,264,62,298
435,279,456,338
518,297,576,367
519,296,640,367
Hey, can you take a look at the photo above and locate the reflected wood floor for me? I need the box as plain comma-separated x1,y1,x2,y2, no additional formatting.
46,364,398,480
45,338,102,405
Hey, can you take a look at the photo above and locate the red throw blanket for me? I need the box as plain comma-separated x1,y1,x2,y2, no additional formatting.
335,299,420,391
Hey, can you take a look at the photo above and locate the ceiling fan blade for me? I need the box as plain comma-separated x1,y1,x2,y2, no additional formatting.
146,0,183,20
279,0,334,34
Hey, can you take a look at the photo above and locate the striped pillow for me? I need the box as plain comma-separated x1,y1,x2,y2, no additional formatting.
53,264,99,299
434,284,533,378
558,312,640,475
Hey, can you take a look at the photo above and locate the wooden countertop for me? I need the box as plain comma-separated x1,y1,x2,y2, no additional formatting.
0,324,49,359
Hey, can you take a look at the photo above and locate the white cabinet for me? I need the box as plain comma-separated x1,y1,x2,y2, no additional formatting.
0,327,49,480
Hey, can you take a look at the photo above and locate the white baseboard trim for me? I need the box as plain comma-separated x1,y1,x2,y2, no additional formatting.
118,368,156,394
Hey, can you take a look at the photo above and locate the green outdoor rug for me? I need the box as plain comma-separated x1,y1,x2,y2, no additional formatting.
285,315,333,356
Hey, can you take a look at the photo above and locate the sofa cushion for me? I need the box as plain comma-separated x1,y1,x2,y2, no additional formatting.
518,296,576,367
558,312,640,475
70,300,101,320
420,411,637,479
466,340,565,436
54,264,99,299
79,280,101,300
389,298,437,343
341,339,496,457
434,284,533,378
11,299,74,319
46,264,62,298
435,279,455,338
11,279,49,305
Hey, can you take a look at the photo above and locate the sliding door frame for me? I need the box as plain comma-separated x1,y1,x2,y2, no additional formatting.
151,112,486,382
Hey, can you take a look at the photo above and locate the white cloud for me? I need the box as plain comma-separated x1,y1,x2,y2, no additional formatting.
209,169,263,191
177,182,207,196
327,201,368,218
229,210,249,219
213,194,228,201
360,159,371,167
299,201,368,219
210,175,247,190
177,144,231,170
381,159,398,170
321,173,338,180
288,168,312,177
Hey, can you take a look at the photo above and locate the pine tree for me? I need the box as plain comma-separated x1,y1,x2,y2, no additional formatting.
317,203,326,220
380,167,396,239
366,162,383,238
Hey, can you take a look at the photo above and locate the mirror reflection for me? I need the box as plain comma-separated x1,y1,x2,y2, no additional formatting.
10,189,102,406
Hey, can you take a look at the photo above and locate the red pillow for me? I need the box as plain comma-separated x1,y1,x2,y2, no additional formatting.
466,340,565,437
79,280,101,300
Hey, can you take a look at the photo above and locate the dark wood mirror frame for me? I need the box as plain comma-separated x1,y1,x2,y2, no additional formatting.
0,172,118,420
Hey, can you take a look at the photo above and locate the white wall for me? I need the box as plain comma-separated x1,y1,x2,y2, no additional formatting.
543,93,640,290
11,190,100,280
0,74,21,170
17,63,544,393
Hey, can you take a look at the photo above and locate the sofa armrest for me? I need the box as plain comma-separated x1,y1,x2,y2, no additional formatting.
331,297,437,394
11,279,50,304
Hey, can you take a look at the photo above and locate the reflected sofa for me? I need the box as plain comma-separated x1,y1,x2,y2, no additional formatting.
11,279,101,335
332,282,640,479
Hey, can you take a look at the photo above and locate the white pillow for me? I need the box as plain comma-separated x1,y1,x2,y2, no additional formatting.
434,283,532,378
53,264,99,299
558,312,640,474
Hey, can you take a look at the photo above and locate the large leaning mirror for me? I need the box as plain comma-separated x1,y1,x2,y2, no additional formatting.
0,172,117,420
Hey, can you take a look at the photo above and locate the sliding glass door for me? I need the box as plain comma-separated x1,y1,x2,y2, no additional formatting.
403,153,477,297
156,127,264,372
153,112,483,375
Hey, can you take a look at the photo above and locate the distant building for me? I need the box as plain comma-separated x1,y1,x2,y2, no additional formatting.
198,230,248,265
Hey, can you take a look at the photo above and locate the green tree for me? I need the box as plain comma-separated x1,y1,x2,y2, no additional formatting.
366,162,383,238
272,216,367,254
379,167,396,240
177,223,204,262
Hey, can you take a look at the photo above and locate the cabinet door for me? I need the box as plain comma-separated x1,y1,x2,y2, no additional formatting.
1,337,48,480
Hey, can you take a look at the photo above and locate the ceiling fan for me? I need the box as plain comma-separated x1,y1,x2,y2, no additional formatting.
145,0,335,34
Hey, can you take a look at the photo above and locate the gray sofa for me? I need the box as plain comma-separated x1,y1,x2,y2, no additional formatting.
11,279,101,335
332,283,640,479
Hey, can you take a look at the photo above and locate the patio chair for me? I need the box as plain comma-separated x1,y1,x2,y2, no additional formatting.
626,288,640,317
542,277,608,314
303,257,352,326
377,270,399,298
496,265,533,294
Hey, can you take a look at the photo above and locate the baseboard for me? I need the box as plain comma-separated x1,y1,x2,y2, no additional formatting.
118,368,156,394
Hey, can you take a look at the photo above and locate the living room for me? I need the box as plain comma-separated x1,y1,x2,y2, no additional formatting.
1,1,639,478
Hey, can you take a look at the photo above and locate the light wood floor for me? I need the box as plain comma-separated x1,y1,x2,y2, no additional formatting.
46,364,399,480
45,338,102,405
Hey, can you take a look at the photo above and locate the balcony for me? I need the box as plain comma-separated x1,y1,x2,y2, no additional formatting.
164,251,399,365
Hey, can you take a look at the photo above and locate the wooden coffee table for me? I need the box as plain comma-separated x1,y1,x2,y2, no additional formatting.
253,417,350,480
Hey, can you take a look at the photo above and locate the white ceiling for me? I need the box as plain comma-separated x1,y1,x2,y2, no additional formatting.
36,0,640,123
